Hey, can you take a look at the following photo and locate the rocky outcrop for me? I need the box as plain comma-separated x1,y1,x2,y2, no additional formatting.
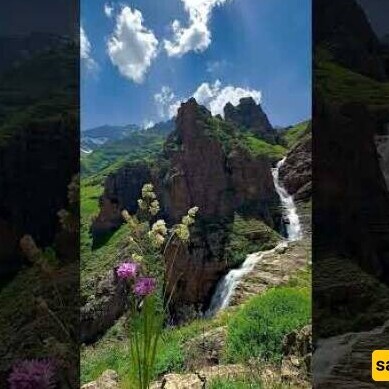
375,129,389,190
279,125,311,202
314,320,389,388
314,0,387,80
314,99,389,283
224,97,277,143
92,99,281,319
151,365,253,389
229,240,309,307
281,325,312,387
91,163,152,238
81,270,129,344
183,327,227,371
81,370,119,389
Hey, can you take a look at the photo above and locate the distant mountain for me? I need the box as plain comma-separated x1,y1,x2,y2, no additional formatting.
81,119,174,176
81,124,140,154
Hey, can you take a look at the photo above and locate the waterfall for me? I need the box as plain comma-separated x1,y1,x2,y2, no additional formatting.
205,157,302,317
205,242,287,317
271,157,302,241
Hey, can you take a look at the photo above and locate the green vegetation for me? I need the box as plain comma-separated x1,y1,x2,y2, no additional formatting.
282,121,310,149
315,59,389,107
224,215,281,267
209,378,262,389
243,135,286,160
81,265,312,385
204,117,286,160
0,42,77,146
226,287,311,363
81,309,232,385
81,130,169,177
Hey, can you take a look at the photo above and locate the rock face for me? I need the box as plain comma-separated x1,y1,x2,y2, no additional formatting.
229,240,309,307
314,320,389,388
279,125,312,202
81,370,119,389
91,164,152,238
92,98,281,319
314,99,389,283
281,325,312,387
375,129,389,190
183,327,227,371
224,97,277,144
151,365,251,389
80,270,129,344
314,0,387,80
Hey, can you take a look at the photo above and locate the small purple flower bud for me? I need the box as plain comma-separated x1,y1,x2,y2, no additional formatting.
133,277,156,296
116,262,138,280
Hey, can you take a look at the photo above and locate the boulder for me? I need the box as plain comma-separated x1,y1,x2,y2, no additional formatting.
281,325,312,386
81,270,128,344
184,327,227,370
81,370,119,389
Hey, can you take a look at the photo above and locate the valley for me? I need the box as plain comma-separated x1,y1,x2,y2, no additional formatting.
80,96,312,388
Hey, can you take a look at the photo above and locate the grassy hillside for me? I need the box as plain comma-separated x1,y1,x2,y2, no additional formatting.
81,121,174,177
81,267,311,385
203,116,286,160
0,40,77,146
315,58,389,107
282,120,310,149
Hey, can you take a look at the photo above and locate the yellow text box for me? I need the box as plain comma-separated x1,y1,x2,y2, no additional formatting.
372,350,389,381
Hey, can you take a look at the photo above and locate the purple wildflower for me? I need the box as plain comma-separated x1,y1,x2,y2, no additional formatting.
8,359,56,389
133,277,156,296
116,262,138,280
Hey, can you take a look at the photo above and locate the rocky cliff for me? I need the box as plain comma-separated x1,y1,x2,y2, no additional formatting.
314,0,387,80
279,124,312,202
91,98,282,318
314,98,389,283
224,97,277,144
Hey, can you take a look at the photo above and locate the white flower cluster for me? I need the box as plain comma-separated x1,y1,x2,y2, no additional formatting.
149,219,168,247
174,206,199,242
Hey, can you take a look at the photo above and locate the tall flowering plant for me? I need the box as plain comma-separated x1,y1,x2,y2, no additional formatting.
118,183,198,388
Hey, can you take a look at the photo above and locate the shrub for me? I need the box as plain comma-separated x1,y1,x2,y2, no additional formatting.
153,336,184,377
226,287,310,363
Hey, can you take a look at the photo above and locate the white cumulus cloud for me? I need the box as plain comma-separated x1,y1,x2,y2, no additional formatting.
80,25,97,70
155,80,261,119
104,3,114,17
154,86,180,118
107,6,159,83
194,80,261,116
164,0,230,57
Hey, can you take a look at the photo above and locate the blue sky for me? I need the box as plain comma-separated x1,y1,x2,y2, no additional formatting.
81,0,311,130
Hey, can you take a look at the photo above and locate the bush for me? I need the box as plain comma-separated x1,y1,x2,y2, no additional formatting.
226,287,310,363
153,335,185,377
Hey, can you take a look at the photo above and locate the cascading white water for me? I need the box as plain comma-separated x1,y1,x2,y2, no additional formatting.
205,157,302,317
271,157,302,241
205,242,287,317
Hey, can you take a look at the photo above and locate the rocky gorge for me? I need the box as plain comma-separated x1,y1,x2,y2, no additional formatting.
86,97,290,326
80,92,312,387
